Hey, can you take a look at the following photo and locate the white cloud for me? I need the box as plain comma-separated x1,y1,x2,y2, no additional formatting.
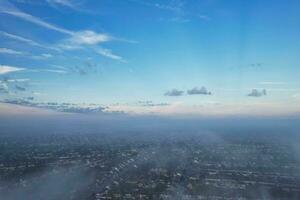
43,69,67,74
0,65,25,74
28,68,67,74
60,31,125,61
67,30,112,46
0,47,24,55
96,48,124,61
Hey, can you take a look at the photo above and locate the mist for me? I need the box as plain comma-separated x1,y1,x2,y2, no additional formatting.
1,113,300,199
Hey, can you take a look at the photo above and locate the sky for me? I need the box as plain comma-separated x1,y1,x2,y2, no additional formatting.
0,0,300,116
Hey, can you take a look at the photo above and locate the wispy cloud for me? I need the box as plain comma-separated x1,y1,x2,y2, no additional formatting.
0,65,67,75
258,81,286,85
0,1,129,61
46,0,77,9
136,101,170,107
0,31,39,46
0,65,24,74
130,0,209,23
1,78,30,83
96,48,124,61
42,69,67,74
46,0,93,14
0,1,112,41
51,65,67,70
60,32,127,62
29,68,67,74
0,45,56,60
31,53,54,60
111,101,170,107
0,0,132,62
0,46,56,60
0,31,60,51
197,14,211,21
0,0,73,35
167,17,190,23
131,0,185,13
0,47,24,55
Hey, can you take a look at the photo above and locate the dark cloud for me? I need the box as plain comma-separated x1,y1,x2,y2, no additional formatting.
2,99,111,114
164,89,184,96
1,76,9,82
0,87,8,93
0,82,8,93
0,78,31,94
15,85,26,91
248,89,267,97
26,96,34,101
250,62,263,69
71,61,98,76
187,86,212,95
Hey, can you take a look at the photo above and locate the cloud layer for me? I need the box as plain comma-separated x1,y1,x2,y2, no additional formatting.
2,99,108,114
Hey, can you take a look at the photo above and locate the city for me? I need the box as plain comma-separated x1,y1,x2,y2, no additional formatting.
1,118,300,199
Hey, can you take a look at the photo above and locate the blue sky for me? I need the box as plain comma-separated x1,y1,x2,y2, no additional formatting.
0,0,299,116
